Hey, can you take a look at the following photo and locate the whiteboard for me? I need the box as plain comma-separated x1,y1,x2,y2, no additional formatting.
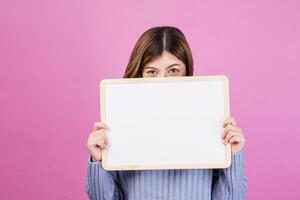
100,75,231,170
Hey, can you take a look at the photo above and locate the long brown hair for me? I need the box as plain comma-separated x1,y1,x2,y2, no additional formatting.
123,26,194,78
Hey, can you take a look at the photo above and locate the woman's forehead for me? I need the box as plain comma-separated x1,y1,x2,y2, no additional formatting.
145,51,185,69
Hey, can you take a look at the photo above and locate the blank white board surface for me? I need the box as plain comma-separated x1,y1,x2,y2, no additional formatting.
100,75,231,170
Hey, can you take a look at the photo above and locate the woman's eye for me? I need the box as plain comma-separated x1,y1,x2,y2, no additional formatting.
170,69,179,74
147,70,157,75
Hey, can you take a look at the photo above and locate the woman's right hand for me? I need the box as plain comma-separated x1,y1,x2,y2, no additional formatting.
87,121,110,162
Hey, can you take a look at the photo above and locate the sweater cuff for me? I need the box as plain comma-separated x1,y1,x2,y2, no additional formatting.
232,149,244,157
86,155,117,199
88,155,102,165
227,149,245,171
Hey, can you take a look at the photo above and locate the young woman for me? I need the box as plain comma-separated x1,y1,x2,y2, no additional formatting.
85,26,247,200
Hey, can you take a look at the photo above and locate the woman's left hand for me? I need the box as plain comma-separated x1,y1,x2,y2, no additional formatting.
221,117,246,154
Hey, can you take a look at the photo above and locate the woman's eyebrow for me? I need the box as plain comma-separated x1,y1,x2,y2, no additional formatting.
144,66,158,70
166,63,181,69
145,63,181,70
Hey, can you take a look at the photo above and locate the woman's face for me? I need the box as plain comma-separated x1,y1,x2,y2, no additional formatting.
142,50,186,78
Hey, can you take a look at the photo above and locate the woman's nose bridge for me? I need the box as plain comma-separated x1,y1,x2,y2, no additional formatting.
159,72,168,77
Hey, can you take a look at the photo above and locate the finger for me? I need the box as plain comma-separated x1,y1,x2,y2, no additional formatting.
88,136,106,149
93,121,110,131
89,131,107,142
221,125,242,139
223,131,241,144
89,130,107,140
95,139,107,149
223,117,236,127
104,137,110,147
93,129,107,135
91,133,106,141
228,136,241,144
223,124,242,136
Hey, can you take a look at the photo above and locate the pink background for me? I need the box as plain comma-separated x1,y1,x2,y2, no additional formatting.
1,0,299,199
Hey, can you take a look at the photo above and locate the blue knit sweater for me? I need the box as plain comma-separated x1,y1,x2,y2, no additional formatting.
85,151,246,200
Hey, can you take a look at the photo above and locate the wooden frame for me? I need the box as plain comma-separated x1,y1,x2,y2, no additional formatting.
100,75,231,170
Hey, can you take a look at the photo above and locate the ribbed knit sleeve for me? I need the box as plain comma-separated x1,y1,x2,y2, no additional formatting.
85,156,124,200
211,150,247,200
